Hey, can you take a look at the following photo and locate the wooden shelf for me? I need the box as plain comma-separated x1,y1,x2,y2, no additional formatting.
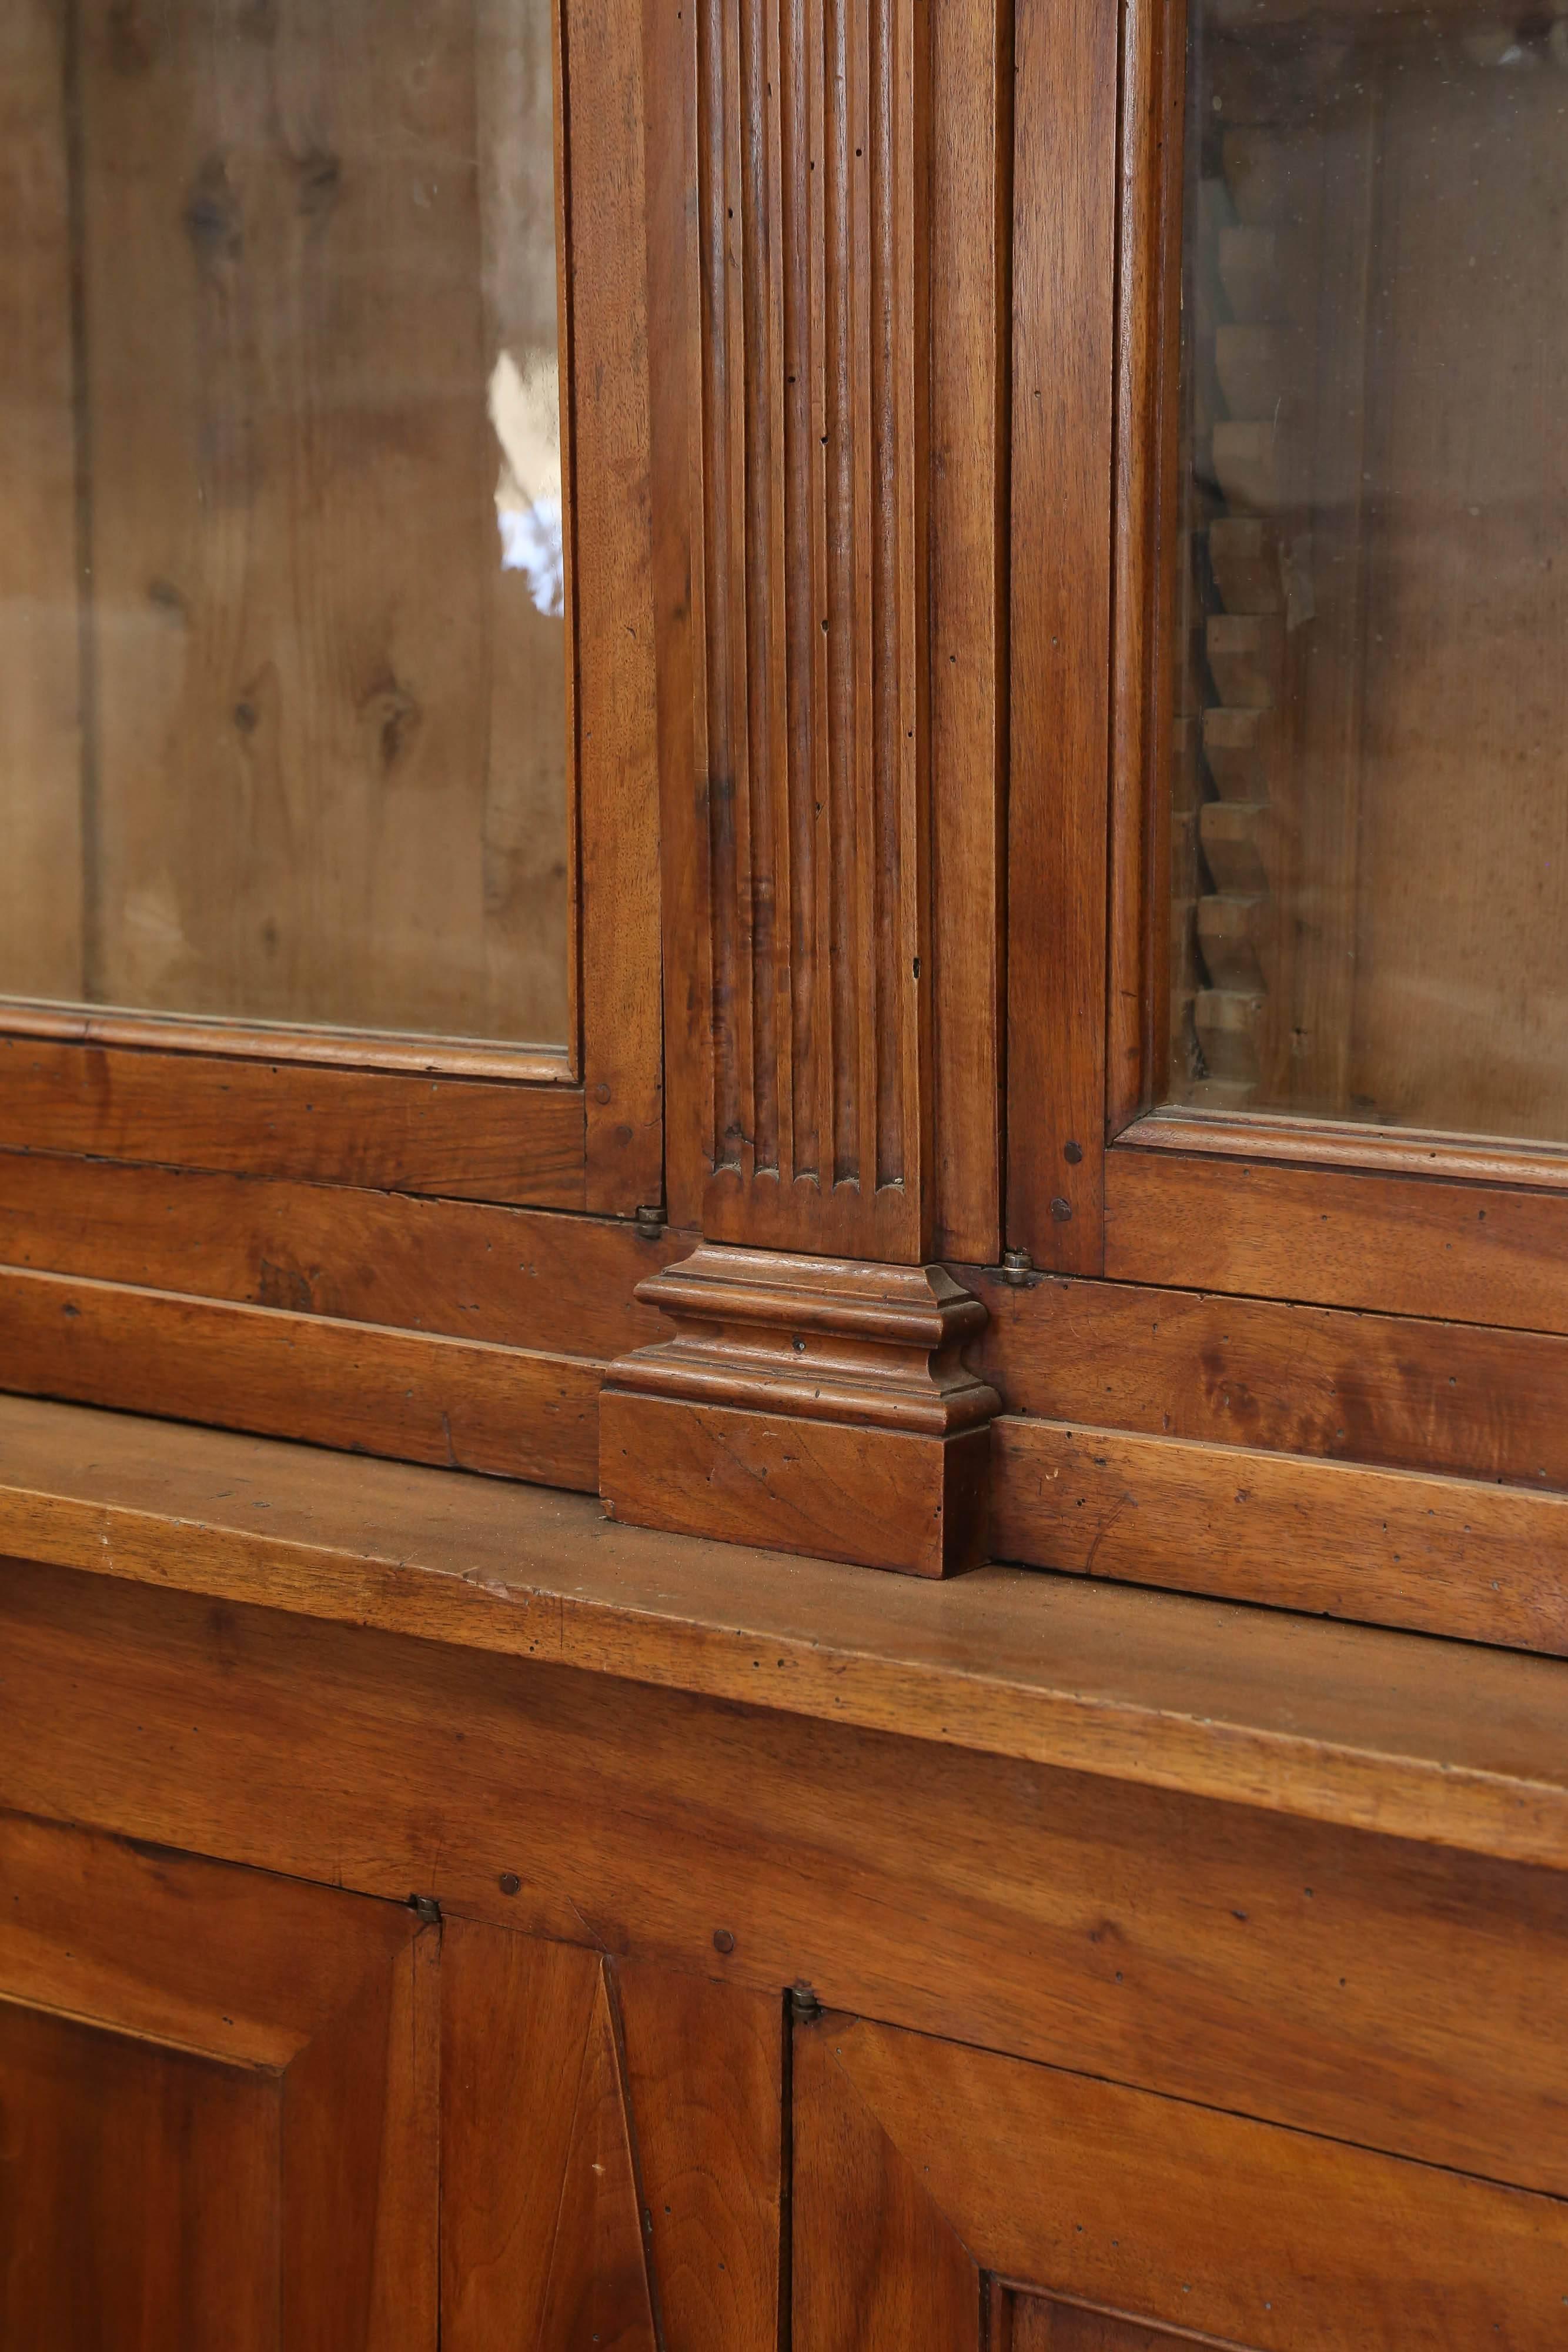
2,1396,1566,1872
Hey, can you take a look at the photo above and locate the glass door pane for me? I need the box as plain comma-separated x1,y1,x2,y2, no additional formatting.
1,0,569,1048
1168,0,1568,1140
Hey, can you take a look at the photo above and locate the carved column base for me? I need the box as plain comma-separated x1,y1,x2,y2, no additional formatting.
599,1245,1000,1579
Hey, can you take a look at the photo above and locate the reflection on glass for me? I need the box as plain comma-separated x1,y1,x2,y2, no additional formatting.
0,0,569,1047
1168,0,1568,1140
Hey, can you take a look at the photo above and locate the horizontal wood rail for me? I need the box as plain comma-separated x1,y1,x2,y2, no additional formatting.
0,1156,676,1361
992,1415,1568,1655
0,1268,600,1491
2,1395,1568,1871
1105,1140,1568,1333
964,1265,1568,1492
1121,1107,1568,1194
0,1036,587,1207
972,1265,1568,1652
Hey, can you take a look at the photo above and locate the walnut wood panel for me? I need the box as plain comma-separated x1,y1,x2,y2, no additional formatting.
992,1415,1568,1655
9,1395,1568,1873
0,1154,674,1360
602,1391,990,1577
442,1928,597,2351
641,0,704,1229
9,1554,1568,2196
441,1930,658,2352
444,1929,597,2352
1002,2298,1187,2352
1106,1141,1568,1332
0,1265,600,1490
793,2007,982,2352
798,2010,1568,2348
0,1037,585,1207
0,2006,279,2350
443,1927,783,2352
664,0,933,1261
1005,0,1118,1273
965,1266,1568,1494
372,1919,789,2352
535,1965,661,2351
616,1965,784,2352
0,1812,436,2350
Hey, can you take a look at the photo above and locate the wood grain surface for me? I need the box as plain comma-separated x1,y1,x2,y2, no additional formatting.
993,1414,1568,1653
804,2010,1568,2348
1106,1142,1568,1332
569,0,664,1213
657,0,938,1262
601,1389,990,1578
0,1152,674,1359
603,1245,998,1575
2,1395,1567,1869
616,1963,783,2352
432,1924,783,2351
0,1812,436,2351
928,0,1009,1262
0,1038,586,1206
794,2007,981,2352
1105,0,1184,1134
1006,0,1116,1272
967,1264,1568,1492
0,1267,601,1489
7,1549,1568,2200
440,1926,603,2352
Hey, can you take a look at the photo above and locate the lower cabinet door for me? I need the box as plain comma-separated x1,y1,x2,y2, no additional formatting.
0,1809,788,2352
0,1811,439,2350
792,2007,1568,2351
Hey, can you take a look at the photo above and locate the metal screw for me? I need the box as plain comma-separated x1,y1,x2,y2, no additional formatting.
410,1894,442,1926
713,1928,736,1955
634,1202,664,1239
1000,1247,1032,1287
1049,1196,1073,1222
498,1872,521,1897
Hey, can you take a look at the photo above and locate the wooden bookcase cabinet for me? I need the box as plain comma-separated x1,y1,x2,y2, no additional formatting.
2,0,1567,1651
6,1516,1568,2349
